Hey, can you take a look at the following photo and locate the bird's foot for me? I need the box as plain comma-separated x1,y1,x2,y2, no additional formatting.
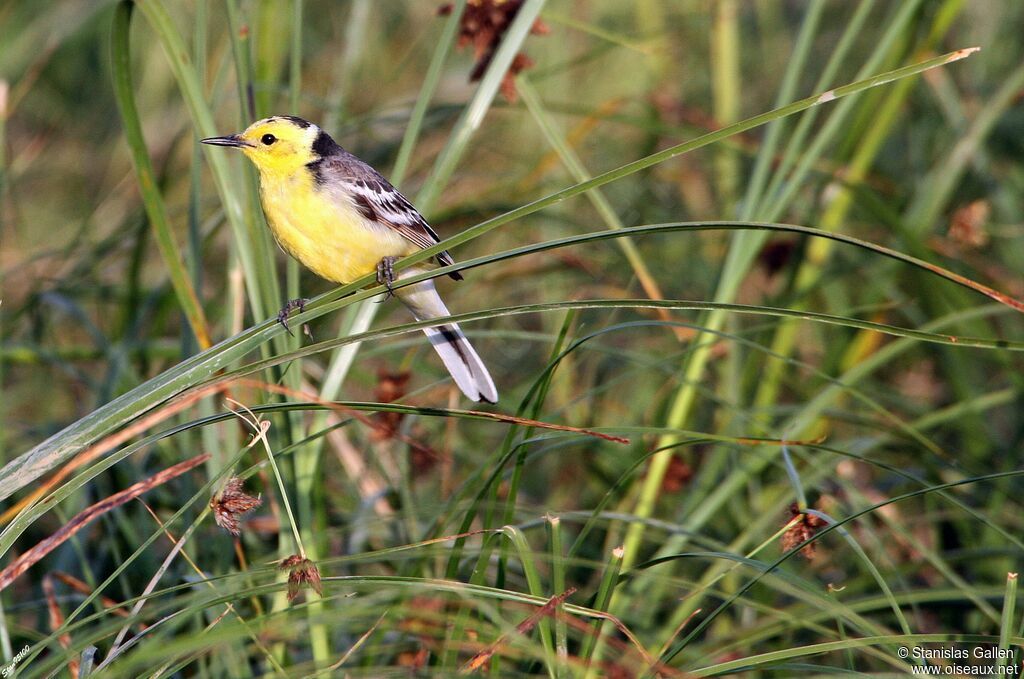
375,256,398,303
277,297,310,335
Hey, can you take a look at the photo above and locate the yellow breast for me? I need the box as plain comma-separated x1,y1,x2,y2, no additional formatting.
258,170,415,284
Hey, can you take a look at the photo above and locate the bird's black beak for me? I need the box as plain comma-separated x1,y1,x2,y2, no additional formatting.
200,134,251,148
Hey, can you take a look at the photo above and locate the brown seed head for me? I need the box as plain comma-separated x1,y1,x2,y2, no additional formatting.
210,477,262,536
279,555,322,601
371,370,411,442
438,0,548,102
660,454,694,493
781,503,828,560
948,199,990,248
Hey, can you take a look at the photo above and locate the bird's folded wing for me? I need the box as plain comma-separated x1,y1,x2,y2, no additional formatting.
314,154,453,265
345,178,446,253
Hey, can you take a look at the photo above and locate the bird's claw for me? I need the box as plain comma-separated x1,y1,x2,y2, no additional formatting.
376,256,397,303
277,298,310,335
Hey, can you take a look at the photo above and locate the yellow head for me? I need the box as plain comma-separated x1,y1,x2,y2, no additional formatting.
201,116,322,176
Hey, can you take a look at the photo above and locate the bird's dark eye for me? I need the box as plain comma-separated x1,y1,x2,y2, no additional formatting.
261,134,277,145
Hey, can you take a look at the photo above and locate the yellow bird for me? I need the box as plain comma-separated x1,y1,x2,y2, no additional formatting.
202,116,497,403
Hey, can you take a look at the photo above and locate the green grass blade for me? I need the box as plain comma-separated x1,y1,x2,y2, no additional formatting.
110,2,211,349
136,0,273,319
999,572,1018,669
390,0,466,187
388,47,981,278
415,0,548,214
665,469,1024,663
580,545,623,677
3,213,1021,508
501,525,557,676
517,76,669,312
904,59,1024,238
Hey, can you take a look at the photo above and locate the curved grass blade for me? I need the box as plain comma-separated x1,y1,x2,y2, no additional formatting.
110,2,211,349
4,217,1022,507
390,0,467,187
414,0,549,214
517,77,670,319
0,45,988,504
132,0,274,319
390,46,981,273
663,469,1024,665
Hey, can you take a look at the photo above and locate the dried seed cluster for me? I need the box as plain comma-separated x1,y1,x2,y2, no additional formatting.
439,0,549,102
210,477,262,536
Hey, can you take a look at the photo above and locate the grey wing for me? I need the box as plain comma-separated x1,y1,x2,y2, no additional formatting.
319,155,461,279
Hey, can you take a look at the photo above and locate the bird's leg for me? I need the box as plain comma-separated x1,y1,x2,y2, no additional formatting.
376,256,398,302
277,297,310,335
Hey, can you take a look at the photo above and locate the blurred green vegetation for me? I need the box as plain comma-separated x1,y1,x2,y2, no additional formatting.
2,0,1024,676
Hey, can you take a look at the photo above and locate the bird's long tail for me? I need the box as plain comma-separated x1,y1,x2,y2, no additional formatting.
396,277,498,403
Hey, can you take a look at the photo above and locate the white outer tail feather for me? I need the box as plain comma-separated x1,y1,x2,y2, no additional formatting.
396,277,498,403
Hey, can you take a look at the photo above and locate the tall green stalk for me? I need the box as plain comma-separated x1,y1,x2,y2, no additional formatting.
711,0,740,211
617,0,931,576
110,2,211,350
134,0,275,321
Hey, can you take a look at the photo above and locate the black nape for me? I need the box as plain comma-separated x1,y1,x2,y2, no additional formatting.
312,130,342,158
